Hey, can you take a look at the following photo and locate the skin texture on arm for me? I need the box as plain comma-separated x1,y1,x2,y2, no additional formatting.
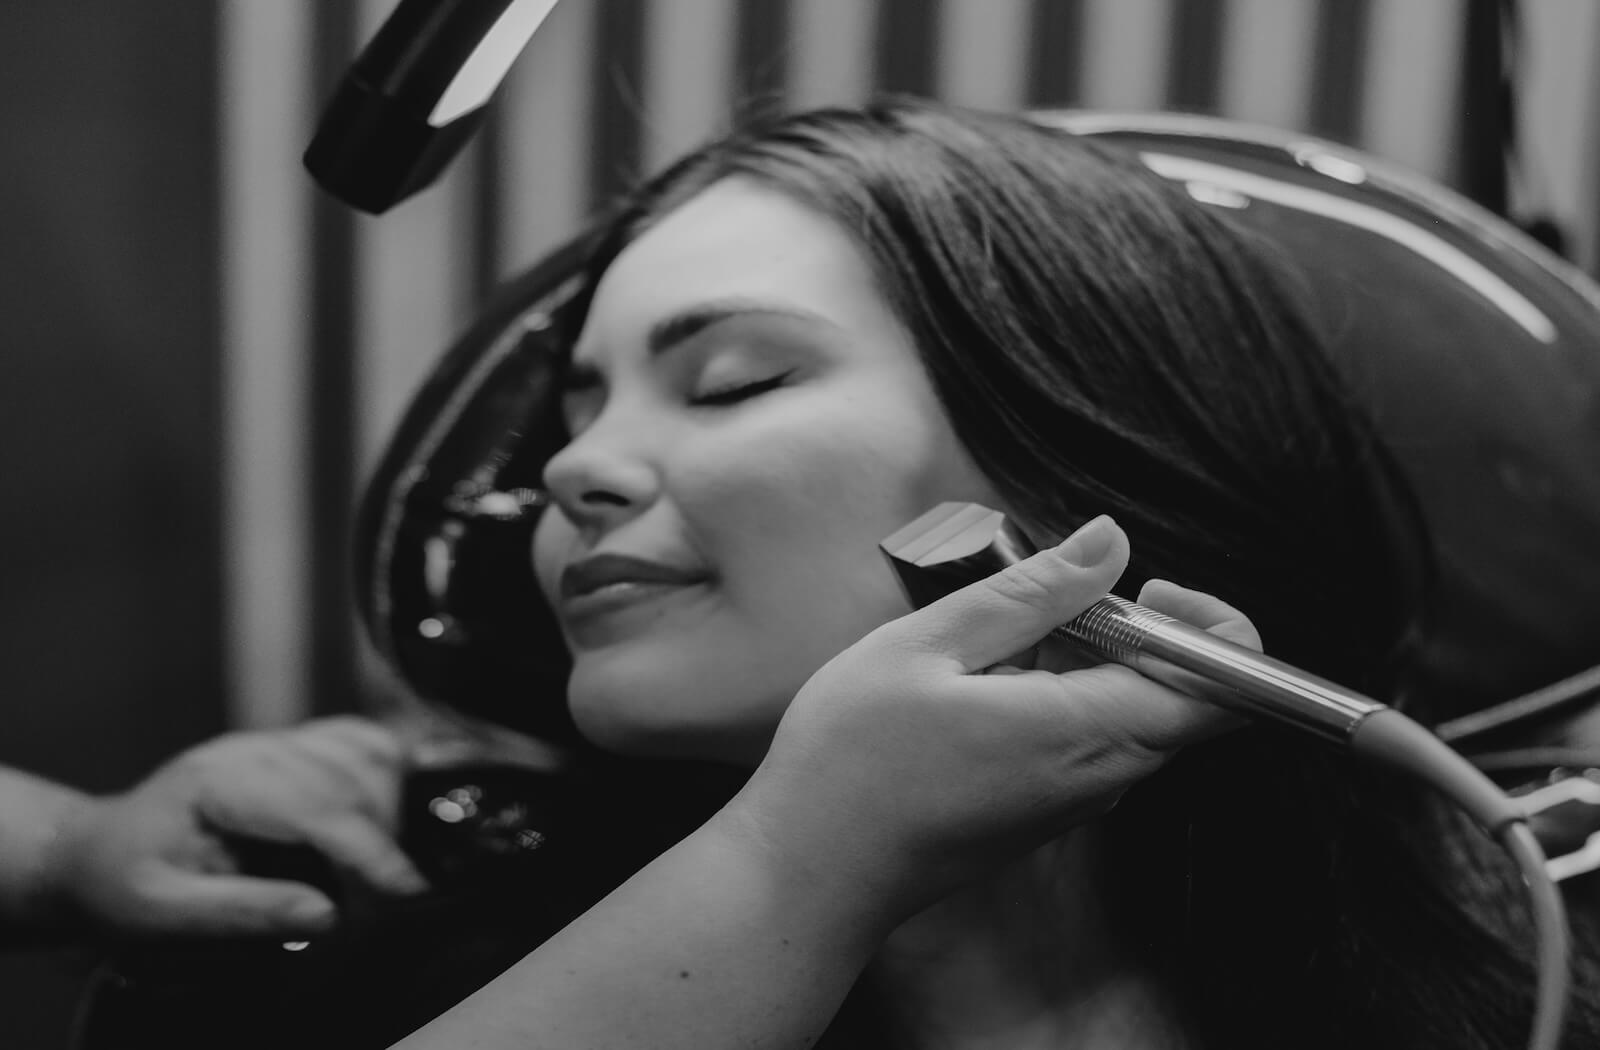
393,808,897,1050
0,765,96,932
392,520,1245,1049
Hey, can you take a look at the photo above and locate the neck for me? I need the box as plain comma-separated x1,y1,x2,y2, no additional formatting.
865,824,1190,1050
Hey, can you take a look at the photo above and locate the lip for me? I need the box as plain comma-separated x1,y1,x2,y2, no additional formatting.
555,553,713,648
560,552,710,599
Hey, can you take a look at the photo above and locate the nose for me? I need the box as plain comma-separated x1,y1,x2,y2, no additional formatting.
541,424,661,534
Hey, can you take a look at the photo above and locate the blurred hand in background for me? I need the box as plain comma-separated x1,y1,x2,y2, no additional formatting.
14,716,428,942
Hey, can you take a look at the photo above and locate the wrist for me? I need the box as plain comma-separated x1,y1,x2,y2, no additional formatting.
36,804,99,930
29,785,113,939
0,773,100,937
712,776,930,939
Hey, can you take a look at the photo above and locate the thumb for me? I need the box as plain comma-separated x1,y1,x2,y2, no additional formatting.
136,870,339,938
883,515,1128,673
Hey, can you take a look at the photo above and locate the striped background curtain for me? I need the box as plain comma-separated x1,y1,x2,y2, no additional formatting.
218,0,1600,728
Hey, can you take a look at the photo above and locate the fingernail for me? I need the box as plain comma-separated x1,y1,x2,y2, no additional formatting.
392,868,431,895
1056,515,1118,567
287,895,337,929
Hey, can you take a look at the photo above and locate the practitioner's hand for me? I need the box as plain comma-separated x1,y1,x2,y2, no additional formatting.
729,516,1259,917
43,716,428,939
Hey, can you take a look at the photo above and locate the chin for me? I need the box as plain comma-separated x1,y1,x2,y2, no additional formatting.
565,659,782,767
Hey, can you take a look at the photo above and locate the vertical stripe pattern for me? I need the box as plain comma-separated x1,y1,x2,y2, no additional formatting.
938,0,1031,111
1454,0,1510,213
641,0,739,175
588,0,649,209
218,0,315,729
1362,0,1467,185
1165,0,1227,113
735,0,791,118
474,105,507,300
499,0,594,272
350,2,482,477
307,0,360,718
216,0,1600,727
1219,0,1318,132
876,0,942,96
1514,0,1600,273
788,0,875,110
1078,0,1175,112
1026,0,1088,107
1308,0,1373,144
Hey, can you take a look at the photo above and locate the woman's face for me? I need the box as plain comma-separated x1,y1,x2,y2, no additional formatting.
532,177,1003,765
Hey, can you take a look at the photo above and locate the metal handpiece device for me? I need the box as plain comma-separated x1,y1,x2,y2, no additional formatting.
879,502,1387,744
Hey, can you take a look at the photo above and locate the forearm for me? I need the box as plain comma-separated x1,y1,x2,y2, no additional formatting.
0,767,94,933
390,806,901,1050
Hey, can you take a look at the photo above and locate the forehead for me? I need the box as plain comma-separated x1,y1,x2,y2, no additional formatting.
577,177,894,353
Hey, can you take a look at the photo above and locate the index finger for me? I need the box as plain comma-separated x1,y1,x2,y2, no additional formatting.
300,814,431,896
1137,578,1261,651
881,516,1130,673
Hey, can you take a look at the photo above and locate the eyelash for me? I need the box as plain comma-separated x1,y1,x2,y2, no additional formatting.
688,371,792,407
560,370,795,435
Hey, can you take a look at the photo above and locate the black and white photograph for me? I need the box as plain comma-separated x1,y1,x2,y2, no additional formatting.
2,2,1598,1047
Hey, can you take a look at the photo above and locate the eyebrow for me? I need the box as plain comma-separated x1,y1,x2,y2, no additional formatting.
561,298,835,392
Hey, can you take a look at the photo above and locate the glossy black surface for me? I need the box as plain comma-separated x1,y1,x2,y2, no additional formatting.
360,113,1600,736
1048,113,1600,716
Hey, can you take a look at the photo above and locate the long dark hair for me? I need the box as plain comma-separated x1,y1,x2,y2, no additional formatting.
567,97,1598,1049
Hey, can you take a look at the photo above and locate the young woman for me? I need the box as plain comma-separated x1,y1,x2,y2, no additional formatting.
385,98,1596,1049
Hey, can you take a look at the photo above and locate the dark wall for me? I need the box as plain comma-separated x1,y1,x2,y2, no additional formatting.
0,4,223,1046
0,3,223,787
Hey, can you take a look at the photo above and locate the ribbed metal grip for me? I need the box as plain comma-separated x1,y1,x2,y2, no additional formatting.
1058,595,1173,662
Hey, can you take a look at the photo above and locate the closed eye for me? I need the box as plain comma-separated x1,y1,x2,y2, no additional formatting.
689,371,793,407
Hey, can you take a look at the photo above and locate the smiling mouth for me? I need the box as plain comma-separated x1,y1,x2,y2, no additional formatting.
556,553,713,641
557,577,713,647
560,552,709,598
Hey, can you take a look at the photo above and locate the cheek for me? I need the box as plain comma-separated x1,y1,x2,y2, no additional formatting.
530,511,571,605
685,421,912,564
673,395,996,638
686,385,996,544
